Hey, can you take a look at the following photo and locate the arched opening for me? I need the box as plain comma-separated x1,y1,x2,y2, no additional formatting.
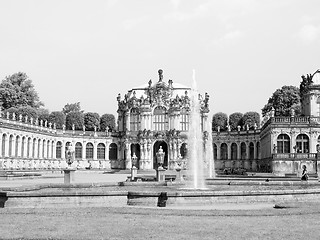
42,139,46,158
86,142,94,159
220,143,228,160
180,143,187,159
97,143,106,160
56,141,62,159
37,139,41,158
153,141,168,169
9,135,13,157
21,136,25,158
2,134,6,157
130,143,140,168
15,135,20,157
75,142,82,159
240,142,246,160
47,140,50,158
27,138,31,158
231,143,237,160
109,143,118,160
277,134,290,153
32,139,36,158
296,134,309,153
249,142,254,159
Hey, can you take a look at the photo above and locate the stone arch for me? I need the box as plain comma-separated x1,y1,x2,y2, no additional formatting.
32,138,36,158
130,143,140,167
15,135,20,157
231,143,237,160
109,143,118,160
249,142,254,160
9,134,14,157
153,140,168,169
1,133,7,157
97,143,106,160
240,142,246,160
27,137,31,158
75,142,82,159
220,143,228,160
21,136,26,158
56,141,62,159
86,142,94,159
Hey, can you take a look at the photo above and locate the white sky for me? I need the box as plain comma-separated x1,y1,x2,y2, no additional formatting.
0,0,319,118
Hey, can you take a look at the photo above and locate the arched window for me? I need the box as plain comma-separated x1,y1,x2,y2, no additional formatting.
296,134,309,153
130,108,140,131
109,143,118,160
47,140,50,158
86,142,94,159
27,138,31,158
277,134,290,153
231,143,237,160
43,139,46,158
21,137,25,158
9,135,13,157
75,142,82,159
97,143,106,159
220,143,228,160
2,134,6,157
153,106,168,131
56,141,62,159
241,142,246,160
38,139,41,158
32,139,36,158
180,108,189,131
15,136,20,157
213,143,217,160
249,142,254,159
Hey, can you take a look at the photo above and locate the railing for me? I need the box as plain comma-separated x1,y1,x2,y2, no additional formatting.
270,116,320,124
272,153,317,159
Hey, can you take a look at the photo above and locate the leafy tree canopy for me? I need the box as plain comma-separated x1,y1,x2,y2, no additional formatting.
62,102,83,114
0,72,43,110
49,111,66,129
229,112,243,130
66,111,84,130
212,112,228,131
84,112,100,131
242,111,260,129
100,113,116,131
37,108,50,122
261,86,301,117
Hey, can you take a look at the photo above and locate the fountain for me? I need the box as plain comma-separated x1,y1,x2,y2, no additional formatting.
187,70,206,189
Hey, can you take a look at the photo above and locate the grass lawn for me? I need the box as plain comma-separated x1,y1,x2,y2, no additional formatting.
1,203,320,240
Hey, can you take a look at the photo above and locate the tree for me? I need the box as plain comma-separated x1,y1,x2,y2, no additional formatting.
16,106,38,120
3,107,18,118
261,86,301,117
0,72,43,110
242,112,260,129
212,112,228,131
66,111,84,130
62,102,83,114
37,108,50,123
84,112,100,131
229,112,243,130
49,111,66,129
100,114,116,131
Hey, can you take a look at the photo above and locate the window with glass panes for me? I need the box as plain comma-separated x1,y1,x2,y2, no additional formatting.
296,134,309,153
56,141,62,158
180,108,189,131
97,143,105,159
277,134,290,153
153,106,168,131
130,108,140,131
75,142,82,159
86,143,94,159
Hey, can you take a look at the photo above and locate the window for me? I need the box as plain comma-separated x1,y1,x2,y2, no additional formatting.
15,136,19,157
56,141,62,159
317,97,320,116
277,134,290,153
9,135,13,157
21,137,25,158
296,134,309,153
86,143,94,159
241,142,246,160
180,108,189,131
220,143,228,160
249,142,254,159
2,134,6,157
75,142,82,159
27,138,31,158
109,143,118,160
130,108,140,131
231,143,237,160
153,106,168,131
97,143,105,159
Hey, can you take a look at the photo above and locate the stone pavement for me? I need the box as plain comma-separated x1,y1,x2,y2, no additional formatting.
0,170,130,188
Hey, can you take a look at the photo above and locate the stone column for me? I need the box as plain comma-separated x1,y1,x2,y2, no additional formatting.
125,142,131,169
216,143,221,160
93,141,98,160
17,136,22,157
43,140,48,159
4,136,9,157
52,141,56,159
61,141,66,159
11,136,16,157
253,142,257,159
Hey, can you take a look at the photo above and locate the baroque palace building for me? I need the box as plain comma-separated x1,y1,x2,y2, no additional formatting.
0,69,320,176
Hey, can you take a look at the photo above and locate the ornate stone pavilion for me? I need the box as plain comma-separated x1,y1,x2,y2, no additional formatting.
115,69,210,170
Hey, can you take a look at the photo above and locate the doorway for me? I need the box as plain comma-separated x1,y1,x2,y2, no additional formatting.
153,141,168,169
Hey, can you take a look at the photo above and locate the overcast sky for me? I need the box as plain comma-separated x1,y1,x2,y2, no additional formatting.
0,0,319,118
